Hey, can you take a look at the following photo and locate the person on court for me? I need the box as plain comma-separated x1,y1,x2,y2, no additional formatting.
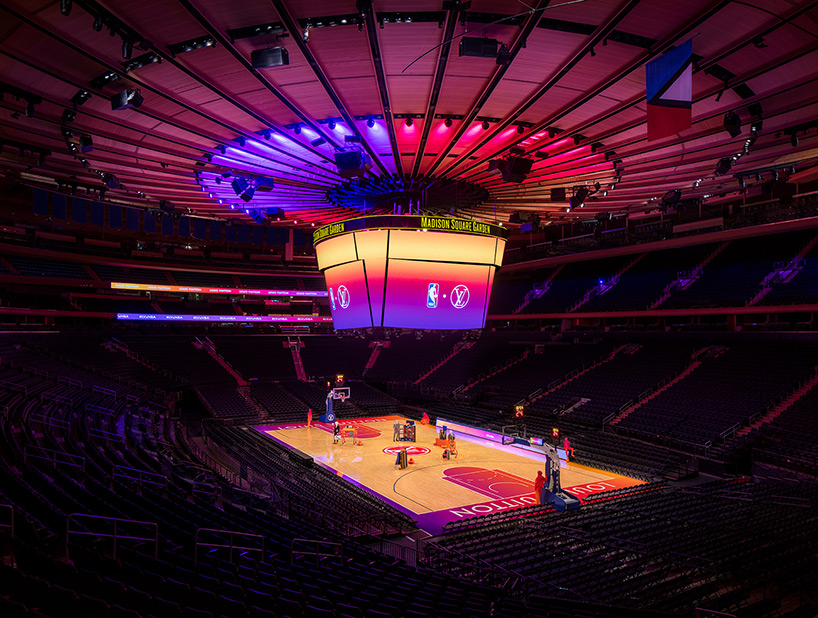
393,419,401,441
563,436,572,460
307,408,312,428
333,420,341,443
534,470,545,505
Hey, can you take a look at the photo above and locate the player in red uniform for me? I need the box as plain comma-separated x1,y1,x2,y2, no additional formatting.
534,470,545,505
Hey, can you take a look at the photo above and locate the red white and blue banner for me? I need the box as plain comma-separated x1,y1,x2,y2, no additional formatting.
646,40,693,141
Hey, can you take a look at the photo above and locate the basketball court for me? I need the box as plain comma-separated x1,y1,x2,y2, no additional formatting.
255,416,643,534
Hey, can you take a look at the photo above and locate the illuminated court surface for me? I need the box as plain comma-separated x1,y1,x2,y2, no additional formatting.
256,417,642,533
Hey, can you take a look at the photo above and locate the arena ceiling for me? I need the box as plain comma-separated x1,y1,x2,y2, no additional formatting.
1,0,817,228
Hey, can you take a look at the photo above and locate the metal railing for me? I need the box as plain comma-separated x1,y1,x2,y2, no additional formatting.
66,513,158,561
291,538,343,567
696,609,736,618
112,465,167,489
93,385,117,398
24,445,85,472
194,528,265,566
192,482,222,501
88,427,124,443
0,504,13,538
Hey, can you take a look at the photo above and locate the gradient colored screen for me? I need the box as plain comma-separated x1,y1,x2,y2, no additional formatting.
383,261,492,329
323,260,373,329
317,227,504,330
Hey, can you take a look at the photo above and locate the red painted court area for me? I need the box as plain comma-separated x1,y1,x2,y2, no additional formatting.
257,417,643,534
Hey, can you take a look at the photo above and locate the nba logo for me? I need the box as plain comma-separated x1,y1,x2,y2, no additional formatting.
427,283,439,308
329,287,336,311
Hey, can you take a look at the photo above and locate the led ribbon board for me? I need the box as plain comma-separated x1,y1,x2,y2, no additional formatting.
313,215,507,330
116,314,333,323
111,282,327,297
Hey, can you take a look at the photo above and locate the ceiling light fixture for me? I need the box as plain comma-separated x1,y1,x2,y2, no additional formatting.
723,111,741,138
111,88,143,110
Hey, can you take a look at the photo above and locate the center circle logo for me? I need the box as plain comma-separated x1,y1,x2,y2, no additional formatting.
450,284,470,309
337,285,350,309
383,446,431,456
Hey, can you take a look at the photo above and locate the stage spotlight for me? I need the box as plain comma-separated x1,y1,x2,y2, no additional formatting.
70,90,91,107
715,157,732,175
569,187,589,210
791,134,799,147
122,38,133,60
232,176,247,195
61,109,76,123
481,121,490,130
60,0,72,16
262,130,272,140
93,14,104,31
231,176,255,202
366,118,375,128
328,120,336,130
111,89,143,110
660,189,681,208
516,125,524,134
723,111,741,138
102,173,120,189
444,118,453,128
79,135,93,153
404,117,413,127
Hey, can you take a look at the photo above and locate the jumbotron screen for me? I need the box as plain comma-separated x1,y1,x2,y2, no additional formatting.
314,215,507,330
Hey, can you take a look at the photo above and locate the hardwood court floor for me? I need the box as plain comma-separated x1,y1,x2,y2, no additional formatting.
261,416,641,515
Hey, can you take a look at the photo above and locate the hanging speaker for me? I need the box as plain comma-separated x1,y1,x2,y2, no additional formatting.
251,47,289,68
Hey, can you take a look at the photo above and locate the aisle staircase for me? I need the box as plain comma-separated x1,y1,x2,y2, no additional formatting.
514,264,565,314
414,341,475,385
609,346,726,425
569,253,646,312
362,341,389,377
238,386,269,419
746,234,818,306
528,344,632,404
193,337,248,386
288,338,308,381
105,338,184,383
650,241,731,309
735,367,818,437
460,349,531,393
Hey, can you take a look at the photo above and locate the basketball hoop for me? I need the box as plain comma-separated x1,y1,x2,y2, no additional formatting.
331,387,350,402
